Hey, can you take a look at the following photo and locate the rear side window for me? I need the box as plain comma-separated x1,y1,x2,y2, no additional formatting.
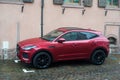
78,32,98,40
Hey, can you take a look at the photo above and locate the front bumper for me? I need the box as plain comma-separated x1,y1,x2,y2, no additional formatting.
17,45,35,63
17,52,31,63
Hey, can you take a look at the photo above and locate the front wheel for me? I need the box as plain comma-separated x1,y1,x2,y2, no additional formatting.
33,52,52,69
91,50,106,65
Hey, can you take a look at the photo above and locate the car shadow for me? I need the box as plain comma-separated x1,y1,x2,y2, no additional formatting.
50,60,91,68
19,60,92,69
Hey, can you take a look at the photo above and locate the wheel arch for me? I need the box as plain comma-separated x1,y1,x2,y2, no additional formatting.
91,47,108,58
31,49,54,64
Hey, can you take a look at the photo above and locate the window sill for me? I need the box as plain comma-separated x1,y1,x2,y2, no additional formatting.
105,6,120,11
62,3,84,9
0,1,24,5
61,3,85,15
105,22,120,26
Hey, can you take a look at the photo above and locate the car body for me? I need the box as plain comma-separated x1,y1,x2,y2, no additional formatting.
17,27,109,68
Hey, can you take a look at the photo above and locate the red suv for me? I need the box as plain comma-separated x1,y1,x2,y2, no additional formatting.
17,27,109,69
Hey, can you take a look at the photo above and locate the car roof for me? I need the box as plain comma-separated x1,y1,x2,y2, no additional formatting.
58,27,97,32
57,27,102,35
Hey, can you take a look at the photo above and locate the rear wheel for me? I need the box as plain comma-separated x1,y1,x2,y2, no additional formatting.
91,50,106,65
33,52,52,69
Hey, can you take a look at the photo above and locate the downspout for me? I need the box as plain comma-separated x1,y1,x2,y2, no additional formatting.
119,0,120,8
118,25,120,53
41,0,44,37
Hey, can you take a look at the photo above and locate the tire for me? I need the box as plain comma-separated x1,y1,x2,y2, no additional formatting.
91,50,106,65
33,52,52,69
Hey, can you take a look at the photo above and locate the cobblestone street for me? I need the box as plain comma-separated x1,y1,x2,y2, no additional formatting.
0,54,120,80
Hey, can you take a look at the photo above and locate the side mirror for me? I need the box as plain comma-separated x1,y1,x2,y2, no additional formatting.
58,38,65,43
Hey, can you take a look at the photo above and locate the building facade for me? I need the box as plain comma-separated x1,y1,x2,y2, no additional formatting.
0,0,120,59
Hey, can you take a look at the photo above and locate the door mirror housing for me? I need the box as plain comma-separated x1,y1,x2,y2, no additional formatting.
58,38,65,43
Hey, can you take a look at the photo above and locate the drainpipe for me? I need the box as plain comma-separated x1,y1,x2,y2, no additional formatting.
41,0,44,37
119,0,120,8
118,26,120,53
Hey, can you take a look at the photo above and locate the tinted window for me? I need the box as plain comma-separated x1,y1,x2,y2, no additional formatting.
62,31,98,41
62,32,78,41
43,30,63,41
79,32,98,40
77,32,88,40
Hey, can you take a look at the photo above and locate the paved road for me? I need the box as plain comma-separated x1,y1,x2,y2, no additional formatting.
0,54,120,80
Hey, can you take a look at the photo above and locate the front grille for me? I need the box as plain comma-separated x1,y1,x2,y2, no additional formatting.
16,44,20,54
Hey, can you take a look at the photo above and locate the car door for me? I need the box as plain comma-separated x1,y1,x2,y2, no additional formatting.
55,32,79,60
75,32,98,58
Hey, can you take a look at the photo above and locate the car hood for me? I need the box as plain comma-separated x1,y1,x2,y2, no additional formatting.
18,37,48,46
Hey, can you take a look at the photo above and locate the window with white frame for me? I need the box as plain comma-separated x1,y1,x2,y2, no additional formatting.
53,0,93,7
0,0,22,2
64,0,81,4
0,0,23,4
62,0,83,7
0,0,33,4
106,0,120,8
108,37,117,45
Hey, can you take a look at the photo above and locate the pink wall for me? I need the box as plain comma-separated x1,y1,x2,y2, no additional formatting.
0,0,120,49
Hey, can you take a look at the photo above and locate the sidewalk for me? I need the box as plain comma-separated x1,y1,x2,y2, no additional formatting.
0,54,120,80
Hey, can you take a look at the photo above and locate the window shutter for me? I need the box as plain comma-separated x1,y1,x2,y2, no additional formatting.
98,0,106,8
53,0,63,5
23,0,34,3
84,0,93,7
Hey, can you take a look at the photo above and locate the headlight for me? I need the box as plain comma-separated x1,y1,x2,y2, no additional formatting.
22,45,36,50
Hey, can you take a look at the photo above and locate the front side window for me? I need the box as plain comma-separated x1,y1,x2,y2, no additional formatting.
106,0,119,8
42,30,63,41
62,32,78,41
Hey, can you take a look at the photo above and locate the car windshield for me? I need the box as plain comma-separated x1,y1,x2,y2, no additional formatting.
42,29,63,41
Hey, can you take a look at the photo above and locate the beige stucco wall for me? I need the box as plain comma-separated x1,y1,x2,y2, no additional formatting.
0,0,41,49
0,0,120,50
